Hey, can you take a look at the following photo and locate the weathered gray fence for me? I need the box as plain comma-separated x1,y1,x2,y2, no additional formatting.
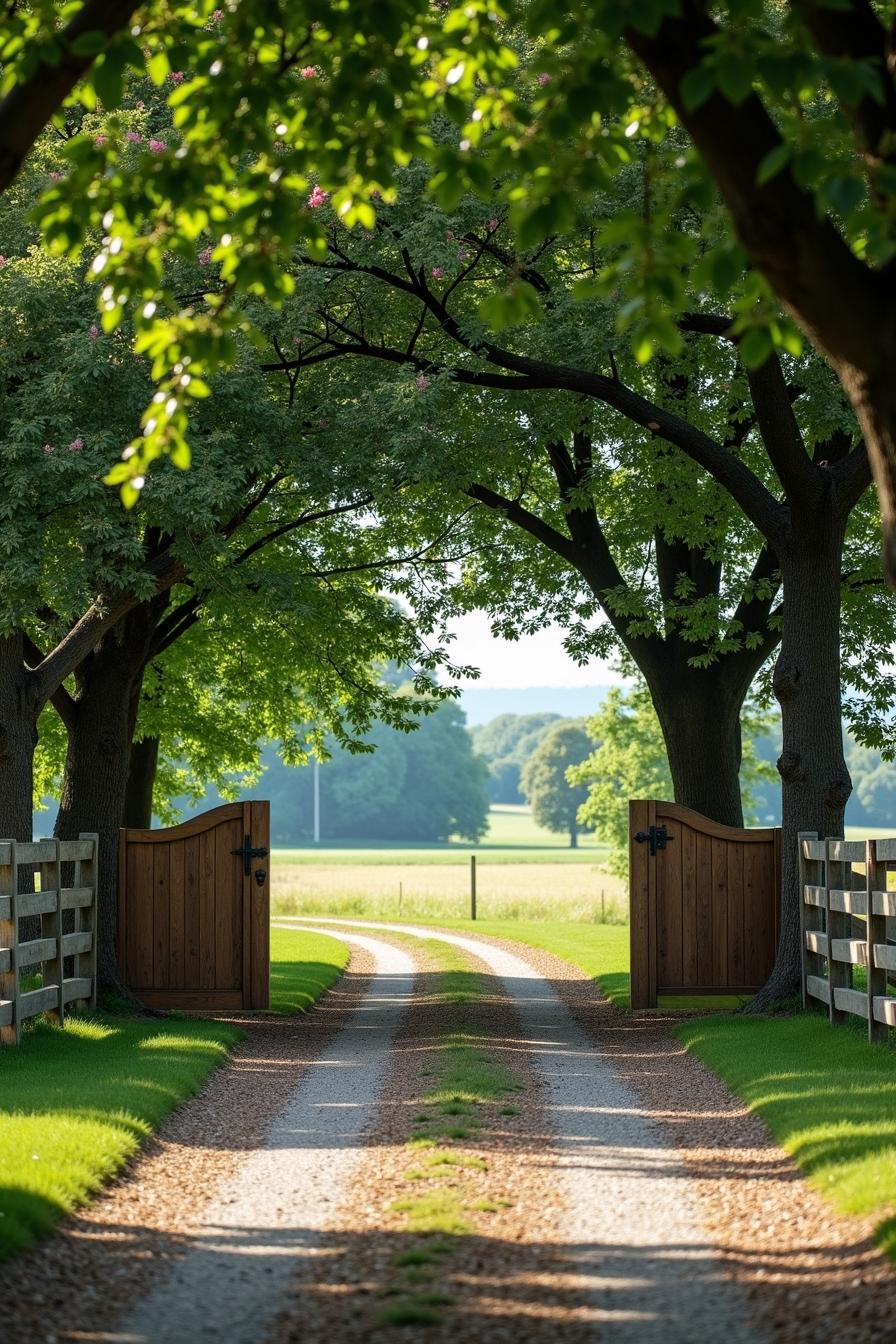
799,832,896,1042
0,834,98,1045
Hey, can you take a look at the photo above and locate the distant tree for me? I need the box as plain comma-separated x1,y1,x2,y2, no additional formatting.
200,697,490,844
520,721,592,848
471,713,563,803
572,684,777,876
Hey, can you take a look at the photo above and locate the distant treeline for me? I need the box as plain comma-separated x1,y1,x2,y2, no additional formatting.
156,705,896,846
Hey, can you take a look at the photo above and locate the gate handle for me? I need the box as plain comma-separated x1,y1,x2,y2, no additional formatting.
232,834,270,875
634,825,671,856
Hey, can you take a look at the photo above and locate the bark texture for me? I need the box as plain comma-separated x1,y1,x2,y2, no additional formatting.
122,735,160,830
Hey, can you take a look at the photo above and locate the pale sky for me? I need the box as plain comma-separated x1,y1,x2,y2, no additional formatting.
444,611,626,689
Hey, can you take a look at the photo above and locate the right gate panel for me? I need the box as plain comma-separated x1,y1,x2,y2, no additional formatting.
630,800,781,1008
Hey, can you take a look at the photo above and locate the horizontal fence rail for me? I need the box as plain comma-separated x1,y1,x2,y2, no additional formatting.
799,832,896,1042
0,834,98,1045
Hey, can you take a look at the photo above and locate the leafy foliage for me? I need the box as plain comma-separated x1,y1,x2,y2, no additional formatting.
470,713,563,803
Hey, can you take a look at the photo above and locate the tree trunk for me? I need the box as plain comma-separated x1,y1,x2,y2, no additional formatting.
646,666,748,828
122,735,159,829
0,633,40,843
54,616,155,996
569,823,578,849
747,524,850,1012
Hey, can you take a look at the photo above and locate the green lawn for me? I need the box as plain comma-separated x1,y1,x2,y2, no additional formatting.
0,926,349,1262
269,926,349,1013
678,1011,896,1261
272,803,609,866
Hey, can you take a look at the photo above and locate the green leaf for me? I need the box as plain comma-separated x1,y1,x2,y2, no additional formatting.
756,143,790,186
147,50,170,86
92,51,123,109
70,31,109,57
680,63,715,112
739,326,773,369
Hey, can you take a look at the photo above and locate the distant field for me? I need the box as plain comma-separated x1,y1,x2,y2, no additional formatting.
272,862,627,924
271,804,626,924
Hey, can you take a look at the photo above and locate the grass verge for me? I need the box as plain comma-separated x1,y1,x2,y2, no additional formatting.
0,1015,238,1261
0,926,349,1261
678,1009,896,1261
269,925,349,1014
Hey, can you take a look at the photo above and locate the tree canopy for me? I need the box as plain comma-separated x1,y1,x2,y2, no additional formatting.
519,719,592,847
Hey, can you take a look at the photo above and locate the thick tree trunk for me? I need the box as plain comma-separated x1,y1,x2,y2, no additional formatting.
122,735,159,830
54,616,155,996
747,525,850,1012
646,666,748,828
0,633,39,843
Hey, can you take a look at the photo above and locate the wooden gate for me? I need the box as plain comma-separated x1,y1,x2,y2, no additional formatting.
629,799,781,1008
117,800,270,1010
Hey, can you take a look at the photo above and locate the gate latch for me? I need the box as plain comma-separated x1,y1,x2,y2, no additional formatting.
634,824,671,856
232,833,270,875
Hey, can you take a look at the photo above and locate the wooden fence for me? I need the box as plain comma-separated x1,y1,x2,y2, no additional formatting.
799,832,896,1042
0,834,98,1045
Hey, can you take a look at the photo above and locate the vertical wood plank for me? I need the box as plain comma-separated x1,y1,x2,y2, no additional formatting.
215,822,239,989
249,799,270,1009
0,840,19,1045
693,817,714,989
741,845,764,984
184,835,201,989
153,844,170,990
680,824,696,988
129,843,154,989
169,840,185,990
117,829,128,985
726,841,744,988
827,841,851,1025
868,839,888,1042
685,831,706,987
199,830,216,989
79,832,99,1008
629,800,652,1008
699,836,721,987
39,838,63,1024
714,838,730,989
657,817,682,991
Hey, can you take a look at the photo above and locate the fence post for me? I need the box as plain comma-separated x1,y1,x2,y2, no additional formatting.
79,834,99,1009
798,832,821,1010
470,855,477,921
826,839,851,1026
1,840,20,1045
39,837,64,1027
867,839,888,1044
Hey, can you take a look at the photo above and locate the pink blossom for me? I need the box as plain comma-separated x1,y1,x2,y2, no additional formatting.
293,336,303,347
94,135,107,146
50,170,63,181
300,66,317,79
169,70,185,85
89,324,99,341
488,217,499,232
198,246,213,266
416,374,429,391
431,266,444,279
307,184,329,208
125,130,142,144
537,72,551,86
68,437,84,453
211,8,224,21
0,256,6,267
42,443,54,455
148,138,167,153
